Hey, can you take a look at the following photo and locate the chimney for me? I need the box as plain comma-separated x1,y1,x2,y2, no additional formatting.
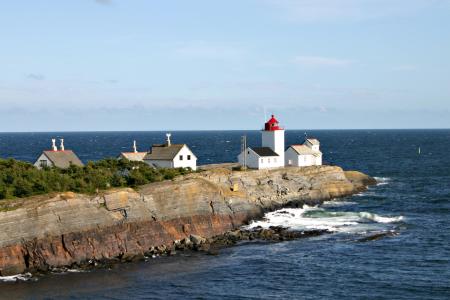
133,140,137,153
51,139,57,151
60,139,65,151
166,133,172,147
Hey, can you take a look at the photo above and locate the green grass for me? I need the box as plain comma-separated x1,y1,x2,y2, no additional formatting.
0,158,192,200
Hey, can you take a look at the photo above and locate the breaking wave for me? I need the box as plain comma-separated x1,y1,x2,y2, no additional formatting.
0,272,32,282
245,205,403,233
374,177,391,186
322,200,357,207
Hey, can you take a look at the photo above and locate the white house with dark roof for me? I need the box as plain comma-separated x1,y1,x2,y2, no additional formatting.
34,139,84,169
285,138,322,167
238,147,282,170
118,140,147,162
144,134,197,170
238,115,285,170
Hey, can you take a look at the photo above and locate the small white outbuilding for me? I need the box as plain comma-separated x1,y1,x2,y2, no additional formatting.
143,134,197,170
238,147,283,170
285,138,322,167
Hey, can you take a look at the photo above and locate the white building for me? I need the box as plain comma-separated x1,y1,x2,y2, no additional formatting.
238,147,282,169
238,115,285,170
34,139,84,169
285,138,322,167
144,134,197,170
118,140,147,162
262,115,285,164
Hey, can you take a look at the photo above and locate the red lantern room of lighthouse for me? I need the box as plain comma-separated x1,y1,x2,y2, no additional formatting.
261,114,285,165
264,115,282,131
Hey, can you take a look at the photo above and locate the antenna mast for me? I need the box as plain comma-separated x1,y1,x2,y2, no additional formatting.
241,135,247,171
263,106,267,124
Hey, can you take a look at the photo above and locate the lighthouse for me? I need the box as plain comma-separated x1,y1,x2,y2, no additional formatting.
237,114,285,169
262,115,285,165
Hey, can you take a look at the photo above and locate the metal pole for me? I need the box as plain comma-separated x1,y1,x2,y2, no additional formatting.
241,135,247,171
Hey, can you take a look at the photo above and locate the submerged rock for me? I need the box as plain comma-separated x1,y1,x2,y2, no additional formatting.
357,231,399,242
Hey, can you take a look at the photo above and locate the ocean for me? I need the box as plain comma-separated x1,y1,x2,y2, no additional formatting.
0,129,449,299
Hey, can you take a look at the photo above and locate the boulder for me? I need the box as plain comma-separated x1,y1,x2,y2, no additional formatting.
190,234,206,245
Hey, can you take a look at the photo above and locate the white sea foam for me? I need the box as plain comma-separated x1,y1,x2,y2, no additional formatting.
245,205,403,234
374,177,391,186
66,269,86,273
358,212,403,223
322,200,357,207
0,272,32,282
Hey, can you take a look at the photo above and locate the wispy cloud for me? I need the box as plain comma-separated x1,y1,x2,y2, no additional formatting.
174,41,245,60
264,0,441,22
26,73,45,80
293,56,353,67
94,0,113,5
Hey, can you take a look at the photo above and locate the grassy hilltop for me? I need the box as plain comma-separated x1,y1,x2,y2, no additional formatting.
0,158,191,200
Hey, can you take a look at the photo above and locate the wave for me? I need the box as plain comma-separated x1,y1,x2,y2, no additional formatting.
66,269,86,273
374,177,391,186
322,200,357,207
0,272,32,282
245,205,403,234
358,212,403,223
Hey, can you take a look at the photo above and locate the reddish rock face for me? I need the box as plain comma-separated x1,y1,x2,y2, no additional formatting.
0,245,26,276
0,213,256,275
0,166,373,276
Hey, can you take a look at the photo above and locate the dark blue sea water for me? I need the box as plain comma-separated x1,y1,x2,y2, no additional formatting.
1,130,450,299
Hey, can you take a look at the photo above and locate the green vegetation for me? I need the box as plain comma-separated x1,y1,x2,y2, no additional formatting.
0,158,192,200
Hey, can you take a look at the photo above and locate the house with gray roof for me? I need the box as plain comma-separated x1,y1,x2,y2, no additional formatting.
118,140,147,162
34,139,84,169
285,138,322,167
143,134,197,170
238,146,283,170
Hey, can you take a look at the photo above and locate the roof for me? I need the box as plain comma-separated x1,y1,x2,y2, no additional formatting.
119,152,147,161
42,150,84,168
144,144,190,161
305,138,320,145
264,114,283,131
266,115,279,125
251,147,279,157
289,145,320,155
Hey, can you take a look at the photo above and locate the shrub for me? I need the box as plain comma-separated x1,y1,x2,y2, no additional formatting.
0,158,192,200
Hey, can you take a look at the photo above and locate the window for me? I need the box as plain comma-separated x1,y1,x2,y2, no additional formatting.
40,160,47,167
179,155,183,160
268,158,271,163
288,159,292,165
274,158,277,162
260,158,263,163
187,155,191,160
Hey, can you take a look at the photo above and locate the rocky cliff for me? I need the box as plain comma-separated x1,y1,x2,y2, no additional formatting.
0,166,374,276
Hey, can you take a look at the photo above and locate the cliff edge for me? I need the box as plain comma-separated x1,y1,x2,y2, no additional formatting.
0,165,375,276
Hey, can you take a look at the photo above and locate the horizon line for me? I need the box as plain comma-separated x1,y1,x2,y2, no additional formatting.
0,128,449,134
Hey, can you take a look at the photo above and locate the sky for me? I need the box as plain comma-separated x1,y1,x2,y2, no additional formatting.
1,0,450,131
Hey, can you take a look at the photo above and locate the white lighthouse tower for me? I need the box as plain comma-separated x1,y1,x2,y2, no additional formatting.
261,114,285,166
237,114,285,169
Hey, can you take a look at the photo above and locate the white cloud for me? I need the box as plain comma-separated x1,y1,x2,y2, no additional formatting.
26,73,45,80
293,56,353,67
94,0,113,5
264,0,442,22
